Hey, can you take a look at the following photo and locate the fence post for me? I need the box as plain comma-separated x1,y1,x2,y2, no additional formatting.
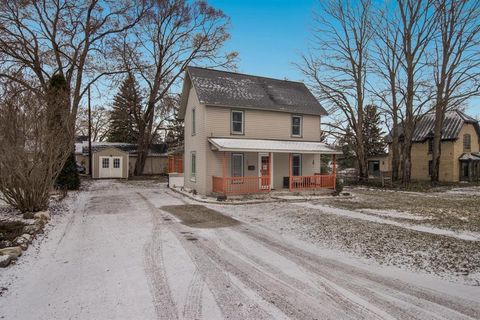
333,154,337,190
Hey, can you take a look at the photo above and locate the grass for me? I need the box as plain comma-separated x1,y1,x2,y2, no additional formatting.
324,188,480,232
161,205,240,229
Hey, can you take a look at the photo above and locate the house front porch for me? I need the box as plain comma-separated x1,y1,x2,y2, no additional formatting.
208,138,341,196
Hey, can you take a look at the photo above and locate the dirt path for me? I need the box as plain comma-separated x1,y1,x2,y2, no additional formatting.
1,180,479,320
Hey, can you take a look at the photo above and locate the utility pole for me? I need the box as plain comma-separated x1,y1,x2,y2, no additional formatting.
88,86,92,177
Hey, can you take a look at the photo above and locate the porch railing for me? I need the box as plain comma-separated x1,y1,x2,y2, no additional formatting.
290,174,336,190
212,176,271,195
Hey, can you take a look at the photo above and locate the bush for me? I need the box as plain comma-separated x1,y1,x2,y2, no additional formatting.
335,176,344,194
56,152,80,190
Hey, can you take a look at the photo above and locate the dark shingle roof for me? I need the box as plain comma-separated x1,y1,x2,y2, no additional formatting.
81,143,168,155
386,110,480,143
183,66,327,116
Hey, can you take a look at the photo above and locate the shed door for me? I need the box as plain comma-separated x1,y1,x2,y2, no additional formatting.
99,156,123,178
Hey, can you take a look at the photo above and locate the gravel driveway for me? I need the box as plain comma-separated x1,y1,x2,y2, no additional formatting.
1,180,478,320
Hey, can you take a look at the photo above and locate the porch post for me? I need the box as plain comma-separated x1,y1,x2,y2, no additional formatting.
269,152,273,190
333,154,337,190
289,153,292,191
223,151,227,194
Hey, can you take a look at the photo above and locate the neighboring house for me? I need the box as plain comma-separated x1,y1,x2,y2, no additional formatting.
367,153,390,178
75,141,168,179
384,110,480,182
179,66,341,196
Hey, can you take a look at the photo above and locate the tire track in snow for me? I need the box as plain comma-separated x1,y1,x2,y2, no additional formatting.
239,225,480,320
215,229,392,320
139,193,179,320
168,226,276,320
182,269,204,320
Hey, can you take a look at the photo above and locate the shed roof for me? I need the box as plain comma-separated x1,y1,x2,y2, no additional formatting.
208,138,342,154
179,66,327,119
78,142,168,156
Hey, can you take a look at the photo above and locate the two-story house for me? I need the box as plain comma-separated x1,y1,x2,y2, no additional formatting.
178,67,341,196
382,110,480,182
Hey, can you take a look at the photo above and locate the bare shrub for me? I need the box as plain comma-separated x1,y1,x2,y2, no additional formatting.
0,78,73,216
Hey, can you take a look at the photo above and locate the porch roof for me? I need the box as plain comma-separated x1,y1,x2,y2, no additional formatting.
208,138,342,154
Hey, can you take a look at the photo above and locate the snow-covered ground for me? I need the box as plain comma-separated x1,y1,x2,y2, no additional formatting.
1,180,479,319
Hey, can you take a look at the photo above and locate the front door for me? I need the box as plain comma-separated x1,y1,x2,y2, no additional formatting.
259,153,270,189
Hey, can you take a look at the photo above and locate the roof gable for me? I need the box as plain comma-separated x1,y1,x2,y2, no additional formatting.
386,110,480,143
179,66,327,119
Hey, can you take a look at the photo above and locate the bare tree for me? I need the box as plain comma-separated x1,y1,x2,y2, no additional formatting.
0,0,146,126
299,0,374,180
0,77,73,216
371,9,404,181
396,0,437,184
430,0,480,183
118,0,237,175
76,106,110,142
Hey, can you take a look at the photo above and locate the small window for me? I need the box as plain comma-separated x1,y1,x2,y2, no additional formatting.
231,110,244,134
463,134,471,152
102,158,109,168
231,153,244,177
428,139,433,154
113,158,120,168
428,160,433,176
192,108,196,136
291,115,302,137
190,152,196,182
292,154,302,176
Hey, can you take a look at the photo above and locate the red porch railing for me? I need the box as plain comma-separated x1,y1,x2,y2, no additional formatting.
168,155,183,173
289,174,335,190
212,176,271,195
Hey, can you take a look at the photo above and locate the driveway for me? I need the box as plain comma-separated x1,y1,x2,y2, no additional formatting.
1,180,479,320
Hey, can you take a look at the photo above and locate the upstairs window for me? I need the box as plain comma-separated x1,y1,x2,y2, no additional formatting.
191,108,196,135
291,115,302,137
463,134,471,152
231,110,244,134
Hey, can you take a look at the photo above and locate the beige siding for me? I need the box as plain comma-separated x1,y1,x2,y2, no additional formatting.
183,86,209,194
92,147,129,179
205,106,321,141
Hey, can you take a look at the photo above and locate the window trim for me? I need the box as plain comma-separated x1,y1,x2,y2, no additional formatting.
102,158,109,169
231,110,245,135
191,107,196,136
463,134,471,152
291,153,302,176
291,115,303,137
190,151,196,182
231,153,244,177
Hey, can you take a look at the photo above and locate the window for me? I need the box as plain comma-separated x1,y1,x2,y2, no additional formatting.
190,152,196,182
231,110,244,134
102,158,109,168
463,134,471,152
191,108,196,135
428,139,433,154
291,115,302,137
428,160,433,176
231,153,244,177
292,154,302,176
113,158,120,168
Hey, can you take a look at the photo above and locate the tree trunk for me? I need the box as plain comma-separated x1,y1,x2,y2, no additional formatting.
431,99,445,184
